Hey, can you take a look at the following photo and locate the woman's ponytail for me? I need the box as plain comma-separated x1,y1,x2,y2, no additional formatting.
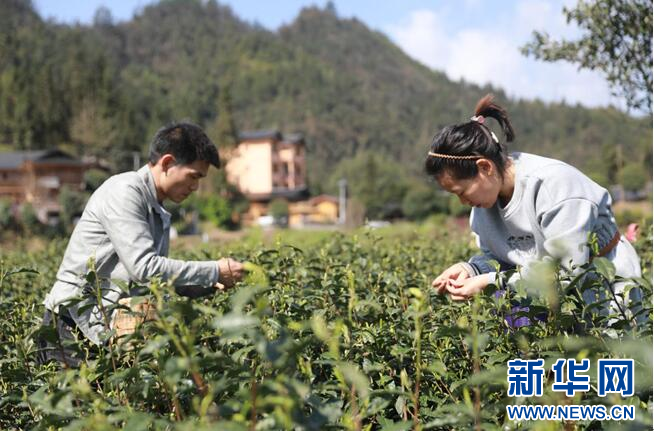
474,94,515,143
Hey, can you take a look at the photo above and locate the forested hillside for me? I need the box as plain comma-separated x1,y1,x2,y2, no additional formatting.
1,0,651,194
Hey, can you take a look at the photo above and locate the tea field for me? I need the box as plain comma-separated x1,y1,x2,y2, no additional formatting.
0,223,652,430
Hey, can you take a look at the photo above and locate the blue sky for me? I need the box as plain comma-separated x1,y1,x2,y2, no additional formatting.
33,0,629,111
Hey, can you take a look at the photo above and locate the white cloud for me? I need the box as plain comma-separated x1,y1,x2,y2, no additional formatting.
385,1,621,110
446,30,521,87
386,9,446,71
515,0,558,37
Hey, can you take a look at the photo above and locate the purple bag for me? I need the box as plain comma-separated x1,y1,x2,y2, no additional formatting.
494,290,545,328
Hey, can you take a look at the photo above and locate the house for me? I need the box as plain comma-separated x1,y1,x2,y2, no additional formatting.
286,195,339,226
0,149,87,223
308,195,339,223
225,131,340,227
225,130,308,201
225,130,308,224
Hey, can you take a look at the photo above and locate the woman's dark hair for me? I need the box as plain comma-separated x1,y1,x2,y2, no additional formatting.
149,122,220,168
425,94,514,180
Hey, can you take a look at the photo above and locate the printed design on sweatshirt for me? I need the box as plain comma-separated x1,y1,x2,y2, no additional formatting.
506,234,537,260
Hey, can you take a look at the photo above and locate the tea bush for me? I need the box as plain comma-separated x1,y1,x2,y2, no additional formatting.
0,224,651,430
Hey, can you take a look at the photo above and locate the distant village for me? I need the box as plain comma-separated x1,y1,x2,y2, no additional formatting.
0,130,342,230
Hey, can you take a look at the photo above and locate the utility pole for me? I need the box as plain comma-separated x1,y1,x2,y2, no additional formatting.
132,152,141,171
618,144,624,201
338,178,347,225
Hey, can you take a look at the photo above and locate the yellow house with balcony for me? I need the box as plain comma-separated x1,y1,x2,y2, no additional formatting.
225,130,308,201
225,130,339,226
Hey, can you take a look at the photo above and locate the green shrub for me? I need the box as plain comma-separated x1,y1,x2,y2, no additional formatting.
185,194,233,229
84,168,110,192
0,224,650,429
328,152,409,219
58,186,88,231
622,162,648,192
0,198,13,230
614,207,650,227
19,203,40,234
402,185,448,220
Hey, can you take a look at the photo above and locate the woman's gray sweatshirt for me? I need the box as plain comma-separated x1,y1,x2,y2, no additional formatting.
466,152,619,279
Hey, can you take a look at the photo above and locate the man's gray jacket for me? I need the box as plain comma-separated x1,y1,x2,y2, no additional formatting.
43,165,219,344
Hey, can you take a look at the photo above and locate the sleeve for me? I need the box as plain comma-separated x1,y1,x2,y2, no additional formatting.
468,234,499,274
100,183,220,289
538,198,596,270
467,232,515,284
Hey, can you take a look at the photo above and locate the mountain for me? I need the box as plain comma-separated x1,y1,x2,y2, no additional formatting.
0,0,651,192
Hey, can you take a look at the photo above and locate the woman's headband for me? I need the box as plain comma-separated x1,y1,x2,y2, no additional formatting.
427,152,483,160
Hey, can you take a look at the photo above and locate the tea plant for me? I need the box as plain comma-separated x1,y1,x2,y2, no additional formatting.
0,225,651,430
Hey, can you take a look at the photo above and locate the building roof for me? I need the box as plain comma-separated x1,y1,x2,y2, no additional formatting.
310,194,338,205
283,133,304,144
238,130,304,145
247,186,310,202
0,149,83,170
239,130,282,142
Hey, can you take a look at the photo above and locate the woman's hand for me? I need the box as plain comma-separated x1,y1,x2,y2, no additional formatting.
444,274,489,301
432,263,471,293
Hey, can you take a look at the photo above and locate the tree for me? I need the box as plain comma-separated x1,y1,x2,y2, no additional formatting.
401,183,449,220
70,99,118,160
0,199,12,230
19,203,40,235
207,84,239,149
325,1,337,15
84,168,110,192
93,6,114,27
59,186,88,232
269,198,289,226
622,162,647,191
1,0,651,192
522,0,652,112
185,194,233,229
328,151,409,220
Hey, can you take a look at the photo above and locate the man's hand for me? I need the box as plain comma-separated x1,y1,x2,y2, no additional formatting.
215,258,244,290
432,263,471,294
444,274,488,301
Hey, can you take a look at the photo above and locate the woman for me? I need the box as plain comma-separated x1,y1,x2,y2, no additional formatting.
427,94,642,323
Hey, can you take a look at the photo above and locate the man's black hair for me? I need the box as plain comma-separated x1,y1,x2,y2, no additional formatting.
149,122,220,168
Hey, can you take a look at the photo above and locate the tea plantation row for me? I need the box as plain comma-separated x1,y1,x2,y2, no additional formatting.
0,225,651,430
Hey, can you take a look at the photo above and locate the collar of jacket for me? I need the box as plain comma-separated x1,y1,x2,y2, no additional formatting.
137,165,167,216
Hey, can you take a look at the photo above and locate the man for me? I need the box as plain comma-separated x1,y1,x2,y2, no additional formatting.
39,122,244,366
